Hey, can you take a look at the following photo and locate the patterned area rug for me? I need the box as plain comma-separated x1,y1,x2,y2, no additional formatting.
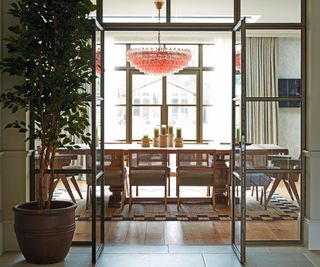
74,194,299,222
53,188,299,222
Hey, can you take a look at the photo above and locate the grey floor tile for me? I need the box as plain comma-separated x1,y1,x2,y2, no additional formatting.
246,246,270,254
169,245,233,254
96,254,205,267
68,246,91,254
0,252,92,267
203,253,242,267
103,245,168,254
304,250,320,267
246,253,314,267
266,246,307,254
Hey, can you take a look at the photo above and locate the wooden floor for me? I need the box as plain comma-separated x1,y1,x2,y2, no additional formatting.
63,177,301,244
73,220,299,244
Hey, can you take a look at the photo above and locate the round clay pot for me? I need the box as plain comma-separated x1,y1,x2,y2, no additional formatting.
13,200,76,264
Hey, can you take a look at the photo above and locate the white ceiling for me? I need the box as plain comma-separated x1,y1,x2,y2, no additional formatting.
102,0,301,23
108,30,300,44
102,0,301,42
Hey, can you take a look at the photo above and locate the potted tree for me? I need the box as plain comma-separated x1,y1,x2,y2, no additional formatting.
0,0,95,264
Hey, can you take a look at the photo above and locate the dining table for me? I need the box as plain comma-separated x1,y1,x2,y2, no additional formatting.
56,142,289,208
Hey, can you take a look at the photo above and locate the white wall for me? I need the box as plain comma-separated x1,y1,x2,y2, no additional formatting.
277,37,301,156
1,0,30,253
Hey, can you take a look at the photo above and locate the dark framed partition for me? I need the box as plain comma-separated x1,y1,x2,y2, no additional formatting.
28,0,307,265
29,18,105,264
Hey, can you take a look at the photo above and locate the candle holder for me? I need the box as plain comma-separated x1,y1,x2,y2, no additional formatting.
160,134,168,147
153,136,159,147
167,133,174,147
175,137,183,147
141,135,150,147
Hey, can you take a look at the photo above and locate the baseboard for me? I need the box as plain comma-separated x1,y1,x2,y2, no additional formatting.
304,218,320,250
3,220,19,251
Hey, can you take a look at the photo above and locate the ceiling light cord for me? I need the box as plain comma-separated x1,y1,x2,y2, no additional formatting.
155,1,164,48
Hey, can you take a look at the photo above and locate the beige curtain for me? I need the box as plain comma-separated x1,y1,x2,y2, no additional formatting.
246,37,278,144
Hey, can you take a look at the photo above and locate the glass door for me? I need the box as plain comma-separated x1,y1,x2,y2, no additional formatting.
91,21,105,263
231,18,246,264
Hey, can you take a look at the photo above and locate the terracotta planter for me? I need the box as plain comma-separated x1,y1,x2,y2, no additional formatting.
13,200,76,264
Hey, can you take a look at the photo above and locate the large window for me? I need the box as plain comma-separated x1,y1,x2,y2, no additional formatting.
105,41,231,142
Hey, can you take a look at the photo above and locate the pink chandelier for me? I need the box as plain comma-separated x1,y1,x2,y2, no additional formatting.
127,1,192,76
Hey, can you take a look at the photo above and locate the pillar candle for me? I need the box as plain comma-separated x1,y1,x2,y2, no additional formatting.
176,128,182,138
154,127,159,137
161,125,167,135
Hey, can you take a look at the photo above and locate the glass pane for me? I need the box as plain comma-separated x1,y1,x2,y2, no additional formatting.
104,70,126,105
203,106,214,141
171,0,234,23
114,44,127,67
246,31,301,97
167,74,196,104
168,106,196,140
242,0,301,23
246,101,301,169
132,106,161,140
132,75,162,105
166,45,198,67
203,45,215,67
103,0,167,23
105,106,126,142
203,71,214,105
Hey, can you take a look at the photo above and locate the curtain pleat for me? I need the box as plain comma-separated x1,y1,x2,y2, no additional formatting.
246,37,278,144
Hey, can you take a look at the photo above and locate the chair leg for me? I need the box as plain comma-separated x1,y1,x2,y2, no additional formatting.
168,175,171,196
120,185,125,210
164,185,167,211
86,185,89,210
207,186,210,197
264,186,267,210
177,186,180,211
255,185,259,201
129,185,132,211
260,188,264,205
227,185,231,207
70,176,83,199
251,186,254,196
86,185,91,210
212,179,216,210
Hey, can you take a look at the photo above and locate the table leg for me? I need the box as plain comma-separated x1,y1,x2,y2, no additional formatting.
289,179,300,205
60,175,76,203
266,177,282,205
108,185,124,208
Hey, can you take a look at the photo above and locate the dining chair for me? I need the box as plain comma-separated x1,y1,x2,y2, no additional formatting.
176,150,216,210
266,157,301,206
86,149,127,210
128,149,169,211
36,147,83,203
246,173,273,210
